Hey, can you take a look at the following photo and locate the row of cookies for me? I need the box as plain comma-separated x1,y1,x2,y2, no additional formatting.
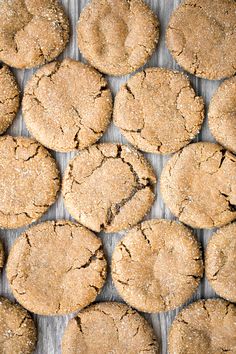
0,137,235,232
0,218,235,352
0,0,235,82
0,298,235,353
1,219,235,315
1,61,236,155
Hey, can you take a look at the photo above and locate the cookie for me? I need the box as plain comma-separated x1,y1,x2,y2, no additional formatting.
0,65,20,134
160,142,236,229
206,223,236,303
62,302,158,354
0,297,37,354
62,143,156,233
0,135,60,229
23,59,112,152
168,299,236,354
208,76,236,154
112,219,203,313
0,241,4,269
0,0,69,69
77,0,159,76
114,68,204,154
166,0,236,80
7,220,107,315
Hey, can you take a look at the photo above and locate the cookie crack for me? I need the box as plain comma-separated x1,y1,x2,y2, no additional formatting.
66,245,104,273
120,241,132,258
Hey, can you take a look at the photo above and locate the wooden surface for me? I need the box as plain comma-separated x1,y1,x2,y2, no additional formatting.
0,1,222,353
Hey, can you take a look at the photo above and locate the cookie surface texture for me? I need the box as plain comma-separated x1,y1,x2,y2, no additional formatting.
77,0,159,76
0,0,69,68
23,59,112,152
0,241,4,269
209,76,236,154
62,143,157,233
62,302,159,354
112,219,203,312
0,65,20,134
168,299,236,354
0,297,37,354
0,135,60,229
206,222,236,303
7,220,107,315
160,142,236,229
166,0,236,80
114,68,204,154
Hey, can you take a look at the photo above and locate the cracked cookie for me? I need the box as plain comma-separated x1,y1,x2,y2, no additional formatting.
0,135,60,229
0,0,69,69
160,142,236,229
23,58,112,152
77,0,159,76
6,220,107,315
114,68,204,154
62,143,156,233
0,241,4,270
209,76,236,154
168,299,236,354
166,0,236,80
62,302,159,354
0,65,20,134
0,297,37,354
206,223,236,303
112,219,203,313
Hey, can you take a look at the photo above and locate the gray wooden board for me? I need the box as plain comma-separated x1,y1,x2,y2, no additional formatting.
0,0,223,353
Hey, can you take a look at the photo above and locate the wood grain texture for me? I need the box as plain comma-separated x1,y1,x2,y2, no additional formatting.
0,0,221,353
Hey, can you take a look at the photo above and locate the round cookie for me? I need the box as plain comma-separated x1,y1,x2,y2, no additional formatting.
112,219,203,313
62,302,158,354
77,0,159,76
0,241,4,269
23,59,112,152
62,143,156,233
114,68,204,154
0,135,60,229
0,297,37,354
168,299,236,354
0,0,69,69
6,220,107,315
166,0,236,80
0,65,20,134
160,142,236,229
206,223,236,303
208,76,236,154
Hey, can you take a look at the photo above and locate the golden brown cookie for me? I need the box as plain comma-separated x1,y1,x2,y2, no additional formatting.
0,0,69,69
23,59,112,152
209,76,236,154
6,220,107,316
168,299,236,354
77,0,159,76
0,65,20,134
62,143,156,233
166,0,236,80
0,297,37,354
0,241,4,269
160,142,236,229
0,135,60,229
114,68,204,154
112,219,203,313
62,302,159,354
206,223,236,303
